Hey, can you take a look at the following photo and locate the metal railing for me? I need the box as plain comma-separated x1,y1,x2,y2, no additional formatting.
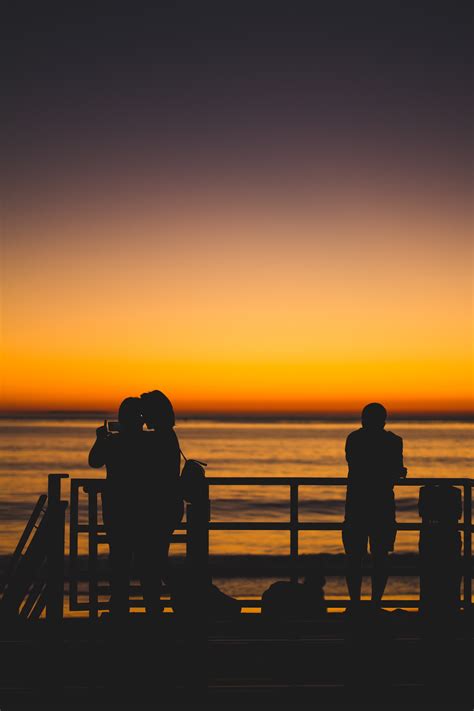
68,476,472,616
69,477,208,617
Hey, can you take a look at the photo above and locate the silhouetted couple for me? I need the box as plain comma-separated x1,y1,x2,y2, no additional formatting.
89,390,183,618
343,403,407,611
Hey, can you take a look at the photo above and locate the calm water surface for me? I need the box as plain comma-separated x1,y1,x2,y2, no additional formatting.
0,418,472,558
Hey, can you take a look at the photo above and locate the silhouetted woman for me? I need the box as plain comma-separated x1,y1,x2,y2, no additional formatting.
139,390,184,589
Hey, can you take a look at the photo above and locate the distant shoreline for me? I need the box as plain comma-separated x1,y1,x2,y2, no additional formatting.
1,411,473,423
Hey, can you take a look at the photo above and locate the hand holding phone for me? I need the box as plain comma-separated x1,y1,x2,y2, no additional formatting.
96,419,109,439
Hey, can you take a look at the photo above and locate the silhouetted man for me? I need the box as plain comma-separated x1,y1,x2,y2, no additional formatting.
89,397,165,617
343,403,407,610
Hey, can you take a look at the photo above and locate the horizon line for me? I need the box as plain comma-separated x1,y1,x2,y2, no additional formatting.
0,409,473,422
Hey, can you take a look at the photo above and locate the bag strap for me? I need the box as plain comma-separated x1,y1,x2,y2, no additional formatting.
179,448,208,467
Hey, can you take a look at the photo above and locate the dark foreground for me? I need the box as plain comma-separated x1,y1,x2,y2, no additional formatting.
0,609,471,710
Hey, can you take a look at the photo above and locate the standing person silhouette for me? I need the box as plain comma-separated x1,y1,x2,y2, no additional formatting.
342,403,407,611
89,397,169,617
139,390,184,592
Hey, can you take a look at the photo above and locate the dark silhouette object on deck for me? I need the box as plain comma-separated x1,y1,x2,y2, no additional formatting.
261,567,327,619
342,403,407,608
89,393,183,616
179,454,208,504
170,569,241,620
418,484,462,617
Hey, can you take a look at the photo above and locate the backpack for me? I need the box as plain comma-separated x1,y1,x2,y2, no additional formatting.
418,485,462,523
179,449,208,503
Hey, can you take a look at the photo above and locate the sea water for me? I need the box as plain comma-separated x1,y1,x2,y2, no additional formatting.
0,416,472,602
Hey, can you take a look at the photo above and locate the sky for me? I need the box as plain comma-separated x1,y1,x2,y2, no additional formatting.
1,2,473,415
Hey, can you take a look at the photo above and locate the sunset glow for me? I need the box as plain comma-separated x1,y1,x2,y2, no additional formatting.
2,189,472,414
2,4,472,416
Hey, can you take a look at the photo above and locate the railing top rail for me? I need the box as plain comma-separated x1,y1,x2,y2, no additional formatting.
68,475,473,488
206,476,473,486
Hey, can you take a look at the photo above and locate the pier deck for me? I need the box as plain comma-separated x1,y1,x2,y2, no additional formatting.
0,611,472,707
1,474,472,707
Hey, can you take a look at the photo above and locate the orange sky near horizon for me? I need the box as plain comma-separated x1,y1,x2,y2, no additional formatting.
3,4,473,417
2,186,473,415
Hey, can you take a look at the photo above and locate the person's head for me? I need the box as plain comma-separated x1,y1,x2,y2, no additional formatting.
140,390,175,429
361,402,387,430
118,397,143,432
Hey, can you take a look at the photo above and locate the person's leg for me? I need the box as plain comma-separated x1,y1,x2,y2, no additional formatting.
109,531,132,618
345,554,364,603
104,499,132,618
134,532,170,617
158,536,172,587
370,549,390,604
343,523,367,605
370,524,396,605
135,511,181,616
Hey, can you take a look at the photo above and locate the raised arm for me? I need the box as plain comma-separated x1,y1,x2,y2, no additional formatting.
88,423,109,468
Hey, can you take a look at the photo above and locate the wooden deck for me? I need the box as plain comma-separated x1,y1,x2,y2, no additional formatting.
0,611,472,707
1,473,472,707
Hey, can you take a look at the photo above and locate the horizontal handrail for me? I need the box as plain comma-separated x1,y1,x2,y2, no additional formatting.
74,522,472,533
67,474,472,615
76,476,473,488
207,477,473,485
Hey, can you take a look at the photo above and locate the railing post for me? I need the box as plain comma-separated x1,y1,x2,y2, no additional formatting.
86,486,99,619
186,481,210,584
290,484,299,583
69,480,80,611
46,473,68,622
463,483,472,611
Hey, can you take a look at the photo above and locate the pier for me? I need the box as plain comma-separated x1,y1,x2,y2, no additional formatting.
68,475,472,615
0,473,472,707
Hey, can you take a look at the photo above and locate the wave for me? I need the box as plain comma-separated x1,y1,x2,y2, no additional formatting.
0,461,90,472
210,496,422,515
405,456,473,465
0,500,47,522
0,494,429,523
205,457,342,466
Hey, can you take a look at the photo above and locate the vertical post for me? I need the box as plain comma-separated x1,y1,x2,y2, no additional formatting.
184,483,210,699
87,486,99,619
46,473,68,622
290,484,299,584
186,482,210,582
69,480,79,610
463,483,472,611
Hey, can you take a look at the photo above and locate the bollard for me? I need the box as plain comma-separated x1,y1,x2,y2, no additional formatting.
418,485,466,706
418,484,462,617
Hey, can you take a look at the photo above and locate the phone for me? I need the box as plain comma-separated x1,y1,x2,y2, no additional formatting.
105,419,121,433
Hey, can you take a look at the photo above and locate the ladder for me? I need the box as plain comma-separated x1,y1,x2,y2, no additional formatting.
0,474,68,621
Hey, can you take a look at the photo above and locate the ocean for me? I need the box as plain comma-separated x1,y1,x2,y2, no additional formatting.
0,416,472,602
